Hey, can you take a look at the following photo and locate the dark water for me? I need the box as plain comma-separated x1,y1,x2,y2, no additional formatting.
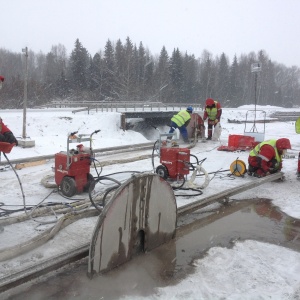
2,199,300,300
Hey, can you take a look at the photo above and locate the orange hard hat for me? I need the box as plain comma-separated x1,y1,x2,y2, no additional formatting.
206,98,215,106
276,138,291,150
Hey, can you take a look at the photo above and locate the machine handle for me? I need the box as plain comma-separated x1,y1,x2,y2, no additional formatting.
70,131,78,136
91,130,101,138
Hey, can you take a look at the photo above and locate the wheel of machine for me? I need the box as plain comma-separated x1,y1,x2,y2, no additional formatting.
60,176,77,197
84,173,95,192
156,165,169,179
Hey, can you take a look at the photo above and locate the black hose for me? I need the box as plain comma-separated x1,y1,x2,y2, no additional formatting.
88,176,122,212
171,176,186,190
3,152,27,214
102,185,120,207
102,171,141,177
91,157,102,177
196,169,230,177
174,187,203,197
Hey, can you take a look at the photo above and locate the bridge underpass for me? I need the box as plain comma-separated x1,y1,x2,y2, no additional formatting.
120,111,179,130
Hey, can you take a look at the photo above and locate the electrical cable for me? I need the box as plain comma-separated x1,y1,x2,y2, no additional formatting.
88,176,122,211
102,185,120,207
3,152,27,214
91,157,103,177
196,169,230,177
174,187,203,197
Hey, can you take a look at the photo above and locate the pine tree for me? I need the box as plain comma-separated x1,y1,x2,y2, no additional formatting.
170,48,184,102
182,53,198,103
69,39,90,95
155,46,171,102
216,53,230,102
102,39,116,100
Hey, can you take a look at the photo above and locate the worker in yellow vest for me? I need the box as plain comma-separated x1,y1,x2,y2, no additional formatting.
203,98,222,140
168,106,193,143
248,138,291,177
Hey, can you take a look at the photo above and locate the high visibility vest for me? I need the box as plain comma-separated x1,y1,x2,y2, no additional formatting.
205,101,218,120
171,110,191,127
249,139,282,168
296,117,300,134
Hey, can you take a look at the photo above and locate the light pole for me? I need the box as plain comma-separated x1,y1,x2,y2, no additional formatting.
22,47,28,139
250,62,262,131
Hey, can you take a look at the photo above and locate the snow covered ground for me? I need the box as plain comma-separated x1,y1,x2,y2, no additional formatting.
1,105,300,299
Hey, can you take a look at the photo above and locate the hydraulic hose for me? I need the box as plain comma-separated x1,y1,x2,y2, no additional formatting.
88,176,122,211
3,152,27,215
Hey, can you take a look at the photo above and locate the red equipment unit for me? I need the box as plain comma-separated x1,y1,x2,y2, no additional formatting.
54,130,100,197
55,151,91,195
159,147,190,179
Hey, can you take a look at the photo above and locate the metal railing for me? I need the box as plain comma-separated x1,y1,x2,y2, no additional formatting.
36,101,202,113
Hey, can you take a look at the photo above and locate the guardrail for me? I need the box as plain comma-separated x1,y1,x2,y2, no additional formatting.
36,101,202,113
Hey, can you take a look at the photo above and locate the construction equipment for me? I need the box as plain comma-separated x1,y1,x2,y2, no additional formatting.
155,132,190,182
152,129,210,190
230,159,247,177
55,130,100,197
244,109,266,143
186,112,205,142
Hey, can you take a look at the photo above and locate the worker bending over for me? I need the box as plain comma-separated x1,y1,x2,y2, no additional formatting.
168,106,193,143
248,138,291,178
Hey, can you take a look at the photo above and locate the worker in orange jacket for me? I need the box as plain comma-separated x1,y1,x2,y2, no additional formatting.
248,138,291,178
0,117,18,145
0,77,18,146
203,98,222,140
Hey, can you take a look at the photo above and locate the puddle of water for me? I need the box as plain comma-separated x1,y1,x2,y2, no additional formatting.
3,199,300,300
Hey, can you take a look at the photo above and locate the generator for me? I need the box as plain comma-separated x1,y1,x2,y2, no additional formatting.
55,130,100,197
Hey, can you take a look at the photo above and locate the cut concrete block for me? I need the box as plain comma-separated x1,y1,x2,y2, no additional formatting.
17,139,35,148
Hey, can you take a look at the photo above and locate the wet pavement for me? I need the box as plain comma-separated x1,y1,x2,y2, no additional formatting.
2,198,300,300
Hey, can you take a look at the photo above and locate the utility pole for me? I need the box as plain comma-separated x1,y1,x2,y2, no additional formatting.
19,47,35,148
22,47,28,139
250,62,262,131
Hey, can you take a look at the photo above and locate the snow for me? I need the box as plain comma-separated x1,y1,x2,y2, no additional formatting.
1,105,300,299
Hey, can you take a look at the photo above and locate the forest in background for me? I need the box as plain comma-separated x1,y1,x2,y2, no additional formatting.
0,36,299,109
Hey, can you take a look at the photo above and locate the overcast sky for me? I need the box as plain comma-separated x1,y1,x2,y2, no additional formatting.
2,0,300,67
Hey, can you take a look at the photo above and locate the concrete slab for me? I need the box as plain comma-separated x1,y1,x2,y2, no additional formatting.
16,139,35,148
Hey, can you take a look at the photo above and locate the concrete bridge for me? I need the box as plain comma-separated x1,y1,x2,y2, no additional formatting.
119,111,178,130
67,101,202,130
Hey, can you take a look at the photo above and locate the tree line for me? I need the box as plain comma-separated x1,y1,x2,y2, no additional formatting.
0,37,299,108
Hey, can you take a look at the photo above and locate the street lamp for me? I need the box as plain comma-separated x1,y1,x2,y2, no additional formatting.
22,47,28,139
251,62,262,129
19,47,35,148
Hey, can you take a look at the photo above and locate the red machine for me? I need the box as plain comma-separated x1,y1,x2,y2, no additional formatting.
55,130,100,197
155,132,191,181
156,147,190,180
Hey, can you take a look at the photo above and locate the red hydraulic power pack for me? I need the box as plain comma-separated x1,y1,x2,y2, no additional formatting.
54,130,100,197
55,150,91,195
159,147,190,179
